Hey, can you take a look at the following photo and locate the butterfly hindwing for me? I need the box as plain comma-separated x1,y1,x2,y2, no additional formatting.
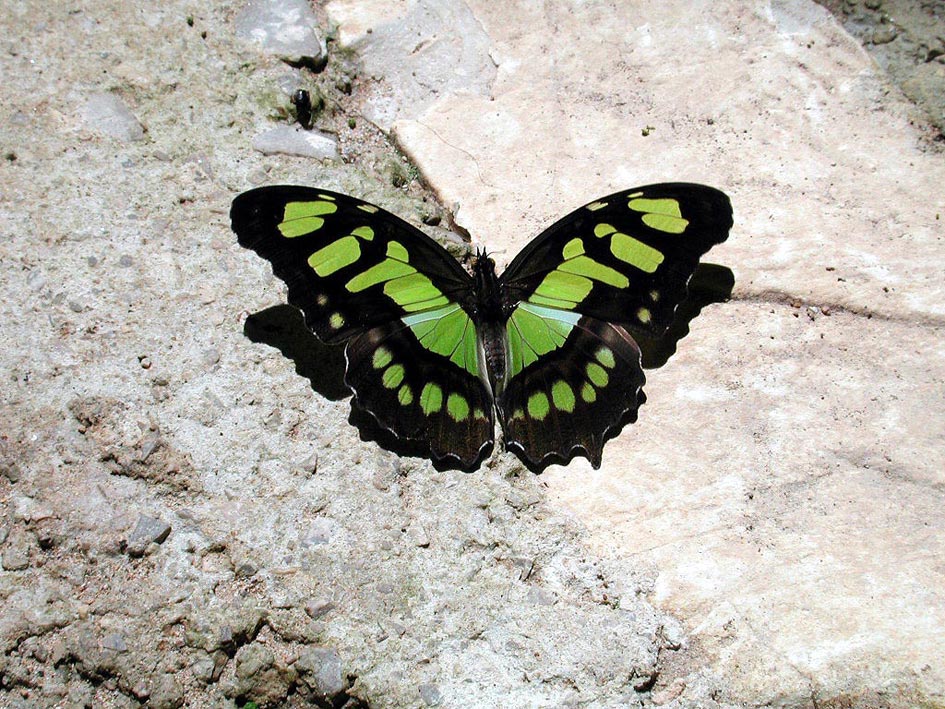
499,313,644,468
345,320,494,468
500,183,733,334
231,186,494,467
231,186,475,344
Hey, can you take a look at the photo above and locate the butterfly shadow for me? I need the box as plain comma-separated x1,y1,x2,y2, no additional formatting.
634,263,735,370
243,305,349,401
243,304,485,470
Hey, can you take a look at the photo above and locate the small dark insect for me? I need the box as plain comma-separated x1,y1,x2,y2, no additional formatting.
291,89,313,130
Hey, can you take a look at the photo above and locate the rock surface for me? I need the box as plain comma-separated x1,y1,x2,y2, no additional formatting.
0,0,942,708
331,0,945,705
235,0,325,67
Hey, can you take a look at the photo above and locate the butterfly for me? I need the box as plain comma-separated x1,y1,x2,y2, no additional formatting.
230,183,732,471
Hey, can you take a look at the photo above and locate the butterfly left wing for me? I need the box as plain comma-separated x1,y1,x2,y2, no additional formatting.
231,186,494,469
498,183,733,469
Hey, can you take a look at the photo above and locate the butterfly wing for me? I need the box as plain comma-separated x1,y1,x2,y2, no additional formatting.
498,183,733,469
231,186,494,468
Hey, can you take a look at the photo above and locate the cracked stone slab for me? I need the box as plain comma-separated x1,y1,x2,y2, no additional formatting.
546,302,945,703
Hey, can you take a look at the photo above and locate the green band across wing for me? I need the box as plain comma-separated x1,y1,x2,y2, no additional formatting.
500,183,733,334
231,187,475,345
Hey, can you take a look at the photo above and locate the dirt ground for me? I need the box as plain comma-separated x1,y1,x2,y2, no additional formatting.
0,0,942,707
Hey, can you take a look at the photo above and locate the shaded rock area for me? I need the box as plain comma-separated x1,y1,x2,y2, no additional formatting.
0,0,942,708
817,0,945,135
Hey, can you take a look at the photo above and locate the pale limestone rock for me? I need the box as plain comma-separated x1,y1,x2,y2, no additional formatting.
327,0,945,705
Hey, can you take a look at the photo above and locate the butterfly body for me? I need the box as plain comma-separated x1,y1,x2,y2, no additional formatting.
231,183,733,471
465,252,507,396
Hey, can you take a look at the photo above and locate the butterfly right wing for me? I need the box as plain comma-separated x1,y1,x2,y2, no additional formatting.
496,184,732,469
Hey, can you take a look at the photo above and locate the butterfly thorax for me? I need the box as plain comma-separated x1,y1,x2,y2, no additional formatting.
471,251,509,398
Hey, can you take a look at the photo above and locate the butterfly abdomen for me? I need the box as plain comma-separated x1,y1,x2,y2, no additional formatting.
477,319,507,399
471,253,509,398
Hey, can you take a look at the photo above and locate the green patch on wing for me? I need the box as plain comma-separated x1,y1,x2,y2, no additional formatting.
403,305,479,377
506,302,581,377
527,237,630,309
593,223,664,273
628,197,688,233
344,240,452,312
279,200,338,237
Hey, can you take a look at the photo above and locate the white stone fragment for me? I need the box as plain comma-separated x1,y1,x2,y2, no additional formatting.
235,0,325,67
251,125,338,159
80,93,145,142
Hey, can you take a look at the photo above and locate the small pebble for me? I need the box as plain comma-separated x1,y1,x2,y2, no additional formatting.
235,644,273,679
27,271,46,291
102,633,128,653
1,544,30,571
304,599,334,619
127,515,171,557
81,93,145,142
295,647,344,696
872,26,897,44
419,683,443,707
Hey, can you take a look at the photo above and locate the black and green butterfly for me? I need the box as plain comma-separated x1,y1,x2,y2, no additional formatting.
231,183,732,471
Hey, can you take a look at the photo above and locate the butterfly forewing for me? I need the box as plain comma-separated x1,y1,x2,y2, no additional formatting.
231,186,494,467
231,186,475,344
500,183,733,334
